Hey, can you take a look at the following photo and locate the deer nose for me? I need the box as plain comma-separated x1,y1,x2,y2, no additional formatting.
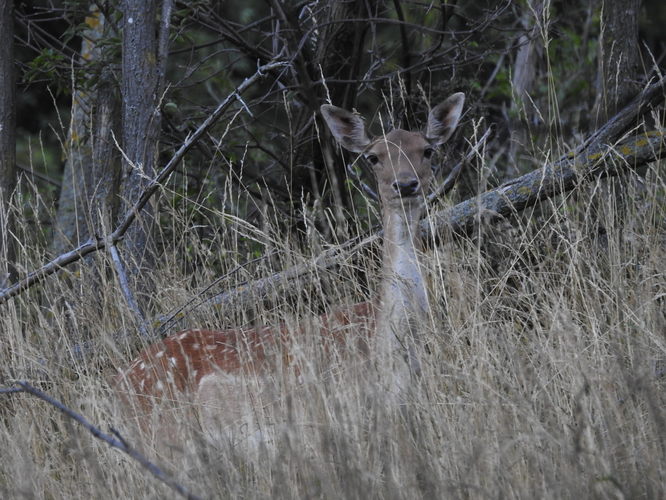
392,179,420,197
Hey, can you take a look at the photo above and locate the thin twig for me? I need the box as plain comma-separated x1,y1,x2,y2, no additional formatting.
392,0,412,95
10,382,202,500
154,250,280,335
16,163,61,188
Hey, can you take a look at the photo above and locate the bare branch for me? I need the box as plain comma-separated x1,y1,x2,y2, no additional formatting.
8,382,202,500
0,60,287,305
392,0,412,94
109,244,149,339
0,387,22,394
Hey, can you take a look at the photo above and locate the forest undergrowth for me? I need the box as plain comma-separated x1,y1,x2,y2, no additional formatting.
2,0,666,498
1,150,664,499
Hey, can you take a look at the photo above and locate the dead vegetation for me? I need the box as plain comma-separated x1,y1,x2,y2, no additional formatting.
1,146,664,498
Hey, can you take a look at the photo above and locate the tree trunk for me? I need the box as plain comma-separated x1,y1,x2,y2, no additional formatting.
591,0,643,238
508,0,544,171
0,0,16,285
119,0,171,298
52,7,120,257
593,0,642,124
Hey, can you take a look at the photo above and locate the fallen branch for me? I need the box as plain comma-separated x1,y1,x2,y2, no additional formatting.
427,129,665,237
6,382,202,500
0,60,286,305
151,85,665,329
3,75,663,335
150,127,492,334
576,74,666,155
193,129,665,324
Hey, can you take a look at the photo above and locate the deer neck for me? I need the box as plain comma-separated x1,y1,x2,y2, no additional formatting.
376,202,429,353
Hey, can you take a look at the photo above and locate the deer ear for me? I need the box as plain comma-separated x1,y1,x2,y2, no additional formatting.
320,104,371,153
426,92,465,145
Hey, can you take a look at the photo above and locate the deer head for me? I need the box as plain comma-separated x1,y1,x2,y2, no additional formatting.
320,93,465,213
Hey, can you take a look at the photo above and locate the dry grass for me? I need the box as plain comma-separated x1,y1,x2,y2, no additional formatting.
1,158,664,499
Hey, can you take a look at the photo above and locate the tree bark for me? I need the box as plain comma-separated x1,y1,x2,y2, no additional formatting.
119,0,171,296
591,0,643,234
593,0,642,124
0,0,16,285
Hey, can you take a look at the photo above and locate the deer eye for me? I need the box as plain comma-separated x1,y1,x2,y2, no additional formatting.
423,147,435,159
365,153,379,165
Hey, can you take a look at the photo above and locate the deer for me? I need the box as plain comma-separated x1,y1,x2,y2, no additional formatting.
114,92,465,449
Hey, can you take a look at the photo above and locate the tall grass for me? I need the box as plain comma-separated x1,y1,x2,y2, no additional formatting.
1,107,665,498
